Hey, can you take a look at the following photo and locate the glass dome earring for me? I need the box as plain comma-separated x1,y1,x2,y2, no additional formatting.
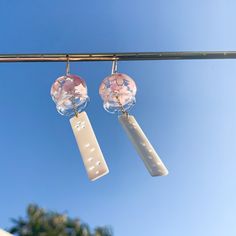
99,60,168,176
51,56,109,181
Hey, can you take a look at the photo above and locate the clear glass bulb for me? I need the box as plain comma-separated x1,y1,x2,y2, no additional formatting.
51,74,89,116
99,73,137,114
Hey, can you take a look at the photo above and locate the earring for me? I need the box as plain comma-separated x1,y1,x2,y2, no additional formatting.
99,60,168,176
51,56,109,181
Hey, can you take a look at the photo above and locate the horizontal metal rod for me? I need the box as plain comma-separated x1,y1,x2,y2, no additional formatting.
1,51,236,63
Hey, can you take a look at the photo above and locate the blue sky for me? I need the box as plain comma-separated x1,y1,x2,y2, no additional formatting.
0,0,236,235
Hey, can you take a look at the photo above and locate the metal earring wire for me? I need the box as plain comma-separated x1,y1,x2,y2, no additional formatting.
111,59,118,74
66,55,70,75
65,56,78,117
111,60,128,115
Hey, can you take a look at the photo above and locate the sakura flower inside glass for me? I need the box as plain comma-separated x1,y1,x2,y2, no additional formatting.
51,74,89,116
99,73,137,114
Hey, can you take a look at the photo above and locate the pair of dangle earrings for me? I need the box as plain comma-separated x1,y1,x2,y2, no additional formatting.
51,58,168,181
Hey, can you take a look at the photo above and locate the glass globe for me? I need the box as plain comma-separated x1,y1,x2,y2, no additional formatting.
51,74,89,116
99,73,137,114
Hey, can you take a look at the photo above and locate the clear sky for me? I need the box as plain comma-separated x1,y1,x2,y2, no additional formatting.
0,0,236,235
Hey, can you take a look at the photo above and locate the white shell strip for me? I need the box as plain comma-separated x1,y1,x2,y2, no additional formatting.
119,115,168,176
70,112,109,181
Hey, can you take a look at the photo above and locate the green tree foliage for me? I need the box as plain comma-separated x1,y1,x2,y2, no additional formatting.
9,204,112,236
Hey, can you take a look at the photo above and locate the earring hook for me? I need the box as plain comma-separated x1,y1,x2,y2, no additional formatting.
111,59,118,74
111,59,128,116
66,55,70,75
66,55,78,117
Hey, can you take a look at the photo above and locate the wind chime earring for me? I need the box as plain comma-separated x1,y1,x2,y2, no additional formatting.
51,56,109,181
99,60,168,176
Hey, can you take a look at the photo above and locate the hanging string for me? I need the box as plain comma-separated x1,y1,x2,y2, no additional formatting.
71,98,79,117
115,95,127,115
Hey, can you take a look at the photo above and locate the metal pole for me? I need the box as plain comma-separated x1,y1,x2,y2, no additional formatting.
1,51,236,63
